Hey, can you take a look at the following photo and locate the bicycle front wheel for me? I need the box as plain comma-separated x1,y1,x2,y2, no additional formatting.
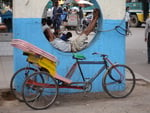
10,67,38,101
102,64,136,98
22,71,58,110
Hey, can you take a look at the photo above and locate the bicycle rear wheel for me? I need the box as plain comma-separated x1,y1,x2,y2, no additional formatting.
102,64,136,98
22,71,58,110
10,67,38,101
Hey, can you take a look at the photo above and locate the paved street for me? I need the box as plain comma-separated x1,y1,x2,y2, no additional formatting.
126,27,150,80
0,81,150,113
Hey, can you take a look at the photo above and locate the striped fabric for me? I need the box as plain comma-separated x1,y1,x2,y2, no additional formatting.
11,39,72,84
11,39,58,62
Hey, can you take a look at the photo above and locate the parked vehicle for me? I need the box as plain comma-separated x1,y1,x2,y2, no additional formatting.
126,0,149,27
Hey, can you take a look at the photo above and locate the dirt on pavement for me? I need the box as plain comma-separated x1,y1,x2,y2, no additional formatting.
0,80,150,113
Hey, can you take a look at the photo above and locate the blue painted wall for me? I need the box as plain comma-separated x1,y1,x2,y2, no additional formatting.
13,17,125,92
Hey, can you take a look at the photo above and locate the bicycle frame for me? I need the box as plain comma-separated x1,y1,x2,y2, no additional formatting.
104,56,125,81
63,54,126,90
55,55,113,90
65,60,107,83
24,52,125,91
22,52,127,92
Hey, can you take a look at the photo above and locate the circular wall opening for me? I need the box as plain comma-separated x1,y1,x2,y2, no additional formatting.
42,0,102,53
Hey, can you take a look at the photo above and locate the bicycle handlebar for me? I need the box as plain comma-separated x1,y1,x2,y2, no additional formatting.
92,52,108,57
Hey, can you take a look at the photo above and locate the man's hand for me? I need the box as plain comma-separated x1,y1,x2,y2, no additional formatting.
93,8,100,19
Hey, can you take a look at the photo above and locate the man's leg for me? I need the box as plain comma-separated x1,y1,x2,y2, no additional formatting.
148,34,150,63
54,19,61,34
126,22,128,35
148,46,150,63
44,28,56,42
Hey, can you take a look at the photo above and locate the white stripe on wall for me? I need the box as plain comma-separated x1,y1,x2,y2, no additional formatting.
13,0,125,19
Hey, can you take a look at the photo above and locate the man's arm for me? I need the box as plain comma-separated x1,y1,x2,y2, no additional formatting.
81,8,100,36
44,28,56,42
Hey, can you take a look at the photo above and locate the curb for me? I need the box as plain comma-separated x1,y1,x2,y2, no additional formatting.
135,72,150,84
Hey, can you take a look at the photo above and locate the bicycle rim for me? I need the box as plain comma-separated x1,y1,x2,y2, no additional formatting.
102,64,136,98
10,67,38,101
22,71,58,110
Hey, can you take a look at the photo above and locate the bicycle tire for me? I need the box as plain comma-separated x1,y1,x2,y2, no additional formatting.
22,71,58,110
23,72,45,103
102,64,136,98
10,67,38,101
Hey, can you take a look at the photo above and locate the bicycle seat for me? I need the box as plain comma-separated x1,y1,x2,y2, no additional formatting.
72,53,86,60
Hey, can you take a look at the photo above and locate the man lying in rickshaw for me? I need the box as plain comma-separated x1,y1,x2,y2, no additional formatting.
44,8,100,52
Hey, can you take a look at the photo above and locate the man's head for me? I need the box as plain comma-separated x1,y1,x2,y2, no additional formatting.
54,1,59,7
126,6,130,12
41,18,47,25
66,32,72,39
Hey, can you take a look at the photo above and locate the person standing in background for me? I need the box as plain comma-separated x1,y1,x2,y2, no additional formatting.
125,6,130,35
78,6,83,24
47,8,53,19
145,18,150,64
52,1,63,34
46,8,53,27
61,7,68,22
142,0,149,22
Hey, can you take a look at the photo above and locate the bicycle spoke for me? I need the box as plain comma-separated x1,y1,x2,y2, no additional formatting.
10,67,38,101
22,71,58,110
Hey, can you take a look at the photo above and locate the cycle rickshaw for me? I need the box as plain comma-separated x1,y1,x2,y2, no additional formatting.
10,39,136,110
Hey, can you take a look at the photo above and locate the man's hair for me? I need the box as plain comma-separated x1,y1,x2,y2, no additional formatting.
54,1,59,5
126,6,130,11
42,18,47,25
66,32,72,38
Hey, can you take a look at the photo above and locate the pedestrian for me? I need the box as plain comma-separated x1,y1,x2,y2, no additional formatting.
47,8,53,19
46,8,53,27
78,6,83,24
145,18,150,64
61,7,68,23
45,8,100,52
125,6,130,35
52,1,63,34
